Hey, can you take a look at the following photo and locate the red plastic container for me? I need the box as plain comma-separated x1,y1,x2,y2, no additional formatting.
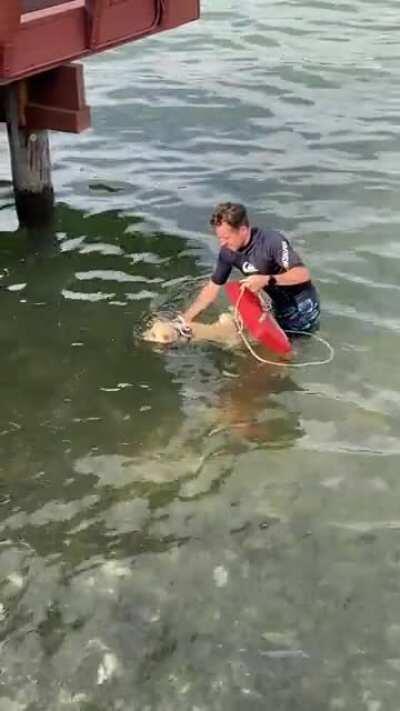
225,281,292,356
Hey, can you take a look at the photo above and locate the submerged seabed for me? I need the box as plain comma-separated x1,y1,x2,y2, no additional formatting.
1,0,400,709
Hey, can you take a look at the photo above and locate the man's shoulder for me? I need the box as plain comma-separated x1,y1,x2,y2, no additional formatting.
251,226,286,246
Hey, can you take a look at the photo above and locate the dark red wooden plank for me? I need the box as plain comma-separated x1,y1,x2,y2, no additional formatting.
88,0,161,50
7,3,87,81
0,2,21,42
26,103,90,132
29,63,86,112
0,0,200,85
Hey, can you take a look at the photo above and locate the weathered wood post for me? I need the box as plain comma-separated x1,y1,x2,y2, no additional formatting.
5,82,55,229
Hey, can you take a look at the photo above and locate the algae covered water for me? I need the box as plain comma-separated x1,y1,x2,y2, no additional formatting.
1,1,400,709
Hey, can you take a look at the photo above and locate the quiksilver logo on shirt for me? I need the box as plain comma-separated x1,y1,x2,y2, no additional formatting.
242,261,258,274
281,241,289,270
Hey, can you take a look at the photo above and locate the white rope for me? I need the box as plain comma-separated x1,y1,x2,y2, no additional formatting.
233,287,334,368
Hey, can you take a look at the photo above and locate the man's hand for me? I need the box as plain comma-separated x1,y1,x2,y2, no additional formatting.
240,274,270,293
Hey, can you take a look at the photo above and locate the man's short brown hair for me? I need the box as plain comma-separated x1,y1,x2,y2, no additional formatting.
209,202,249,229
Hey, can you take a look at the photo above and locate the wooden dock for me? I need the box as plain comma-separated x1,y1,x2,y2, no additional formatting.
0,0,200,227
1,0,200,85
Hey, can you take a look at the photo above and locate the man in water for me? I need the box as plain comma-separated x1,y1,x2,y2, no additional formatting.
182,202,320,334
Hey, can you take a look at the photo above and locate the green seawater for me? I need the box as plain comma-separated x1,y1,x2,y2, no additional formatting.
1,1,400,708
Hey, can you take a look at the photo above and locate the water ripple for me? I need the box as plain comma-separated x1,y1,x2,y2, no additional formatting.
1,2,400,708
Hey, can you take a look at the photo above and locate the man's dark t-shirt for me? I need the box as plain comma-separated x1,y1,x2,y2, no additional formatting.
211,227,317,315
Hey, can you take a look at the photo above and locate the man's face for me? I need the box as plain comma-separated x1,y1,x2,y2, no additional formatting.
215,221,249,251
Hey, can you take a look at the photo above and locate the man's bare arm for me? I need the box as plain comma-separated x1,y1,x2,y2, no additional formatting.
273,266,311,285
182,280,221,323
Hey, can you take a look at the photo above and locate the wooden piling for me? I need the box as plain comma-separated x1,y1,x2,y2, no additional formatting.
5,82,54,229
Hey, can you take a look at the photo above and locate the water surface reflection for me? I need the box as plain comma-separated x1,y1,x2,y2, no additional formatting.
1,0,400,706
